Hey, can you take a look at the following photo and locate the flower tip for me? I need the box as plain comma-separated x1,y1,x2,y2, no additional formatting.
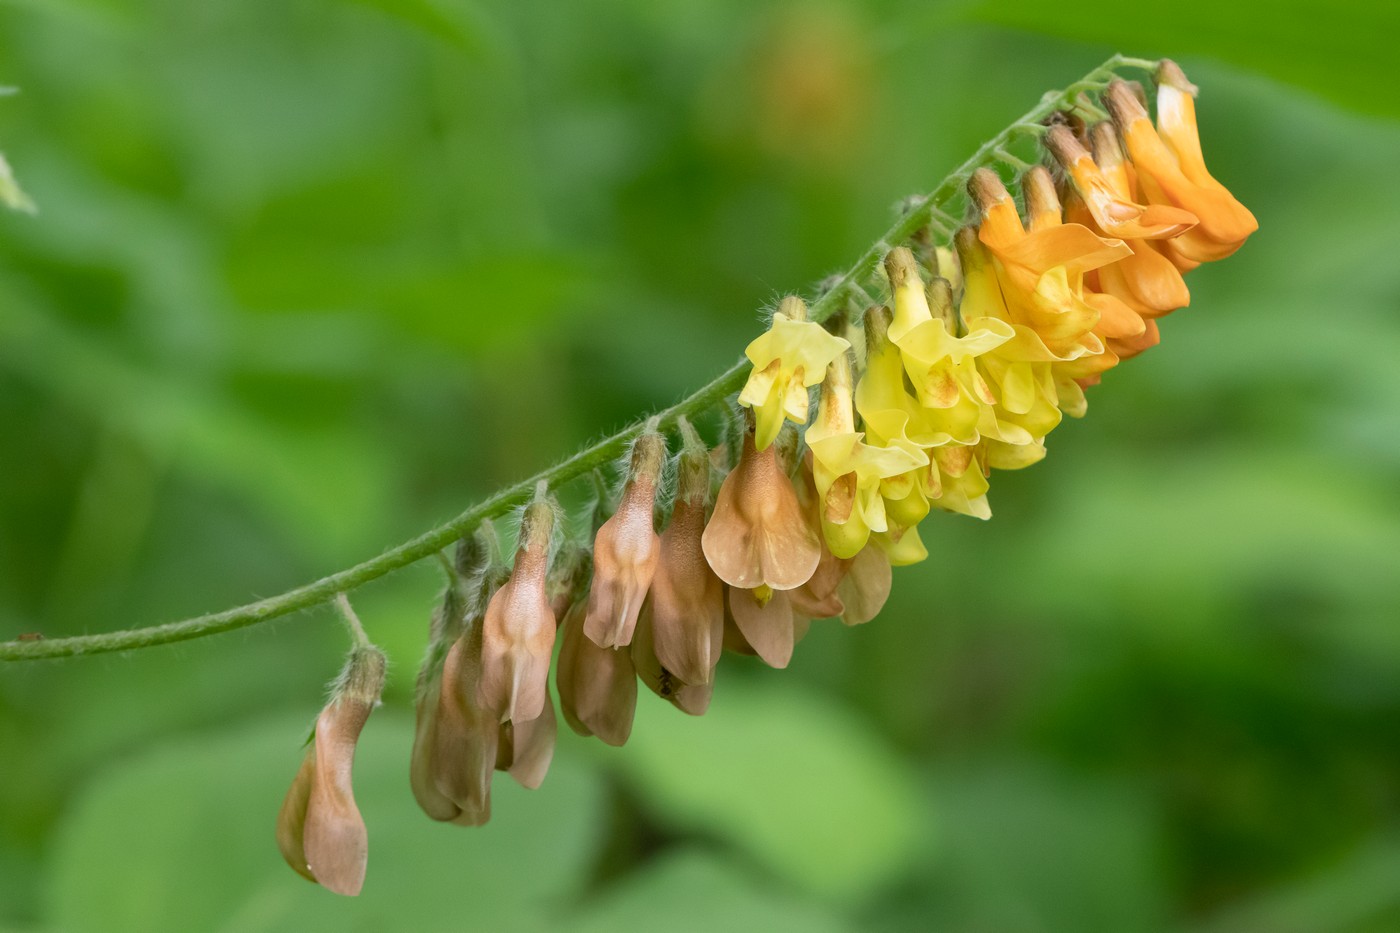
1042,122,1087,166
967,166,1009,213
1156,59,1199,96
1103,80,1148,126
882,246,918,289
776,294,808,322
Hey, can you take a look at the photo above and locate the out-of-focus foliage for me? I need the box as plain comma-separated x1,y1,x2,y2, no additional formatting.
2,1,1398,931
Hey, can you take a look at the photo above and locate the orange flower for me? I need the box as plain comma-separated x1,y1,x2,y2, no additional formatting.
971,167,1130,361
1104,67,1257,266
1044,123,1196,241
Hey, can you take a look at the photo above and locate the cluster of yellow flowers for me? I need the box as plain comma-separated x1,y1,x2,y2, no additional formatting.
276,59,1255,896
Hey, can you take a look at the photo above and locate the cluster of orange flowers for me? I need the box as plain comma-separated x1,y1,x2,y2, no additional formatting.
276,59,1255,896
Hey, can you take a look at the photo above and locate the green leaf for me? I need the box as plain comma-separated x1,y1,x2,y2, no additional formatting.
924,762,1168,933
606,677,924,904
45,711,606,933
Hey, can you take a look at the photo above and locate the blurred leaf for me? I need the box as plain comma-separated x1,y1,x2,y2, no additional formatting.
1192,835,1400,933
346,0,495,55
565,849,852,933
0,151,36,214
608,677,923,904
925,762,1168,933
0,292,394,564
962,0,1400,120
45,712,606,932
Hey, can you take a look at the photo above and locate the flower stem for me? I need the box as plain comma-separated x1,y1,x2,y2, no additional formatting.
0,53,1155,663
334,593,372,650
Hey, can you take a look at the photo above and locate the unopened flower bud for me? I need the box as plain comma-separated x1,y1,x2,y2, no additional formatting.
479,493,558,724
835,545,892,626
433,627,499,826
728,583,797,669
584,431,665,648
649,430,724,685
557,598,638,746
496,685,557,789
632,606,713,716
276,645,385,897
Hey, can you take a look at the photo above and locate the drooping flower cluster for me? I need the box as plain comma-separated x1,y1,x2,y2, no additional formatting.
276,58,1254,895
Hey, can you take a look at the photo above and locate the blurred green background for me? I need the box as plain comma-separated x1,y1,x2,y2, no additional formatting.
3,1,1399,930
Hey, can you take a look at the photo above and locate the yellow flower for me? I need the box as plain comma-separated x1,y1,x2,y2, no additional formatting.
738,295,851,450
955,229,1069,448
805,349,923,558
928,443,991,520
883,248,1010,437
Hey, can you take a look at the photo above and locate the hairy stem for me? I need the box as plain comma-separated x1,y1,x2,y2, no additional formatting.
0,53,1153,662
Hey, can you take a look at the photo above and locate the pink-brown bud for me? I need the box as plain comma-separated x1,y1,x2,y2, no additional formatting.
584,432,665,648
648,447,724,685
478,498,557,724
432,628,499,825
727,585,797,669
835,545,892,626
496,686,557,789
556,598,638,746
276,646,384,896
632,604,714,716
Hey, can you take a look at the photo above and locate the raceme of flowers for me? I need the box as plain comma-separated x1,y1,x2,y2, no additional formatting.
276,59,1255,896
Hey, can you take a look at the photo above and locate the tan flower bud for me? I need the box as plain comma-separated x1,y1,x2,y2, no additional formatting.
276,646,384,897
479,497,557,724
649,445,724,685
433,628,498,826
835,545,892,626
556,598,638,746
727,584,796,669
584,432,665,648
701,422,820,592
788,454,847,619
632,604,714,716
496,686,558,789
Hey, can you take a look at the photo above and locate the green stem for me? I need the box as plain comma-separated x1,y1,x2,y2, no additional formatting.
0,53,1154,663
334,593,372,650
